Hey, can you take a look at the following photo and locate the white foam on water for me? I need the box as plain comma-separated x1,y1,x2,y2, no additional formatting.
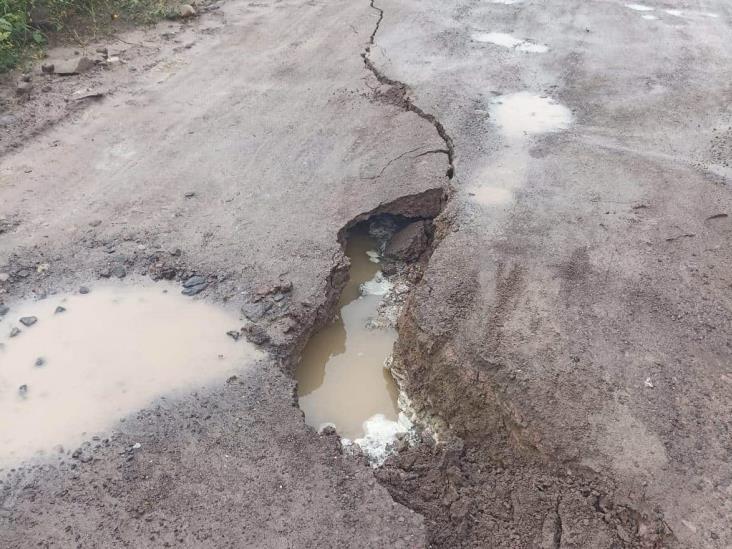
665,9,683,16
471,32,548,53
361,272,392,296
489,92,572,141
366,250,381,264
0,283,261,466
354,412,412,465
641,14,658,20
626,3,654,11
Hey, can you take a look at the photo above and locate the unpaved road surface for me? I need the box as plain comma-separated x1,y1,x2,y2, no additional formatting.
1,0,730,547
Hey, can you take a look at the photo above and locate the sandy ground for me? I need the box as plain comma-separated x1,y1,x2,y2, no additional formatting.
0,0,730,547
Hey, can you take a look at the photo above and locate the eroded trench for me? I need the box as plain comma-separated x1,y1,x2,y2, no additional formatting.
295,211,440,463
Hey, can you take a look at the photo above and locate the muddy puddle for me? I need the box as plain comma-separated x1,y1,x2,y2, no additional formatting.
0,283,259,466
296,228,409,460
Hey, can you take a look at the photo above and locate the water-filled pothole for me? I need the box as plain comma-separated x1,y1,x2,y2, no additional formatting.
0,283,260,466
296,224,412,461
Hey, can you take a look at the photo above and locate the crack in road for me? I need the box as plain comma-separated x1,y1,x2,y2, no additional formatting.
363,0,456,178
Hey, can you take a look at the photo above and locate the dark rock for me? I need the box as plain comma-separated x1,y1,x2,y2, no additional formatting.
79,286,90,294
384,220,429,262
226,330,241,341
111,265,127,279
10,327,20,337
320,425,337,436
243,324,270,346
34,357,46,367
182,283,207,296
18,384,28,396
99,268,111,278
19,316,38,327
54,306,66,314
0,304,8,316
241,301,271,321
184,192,196,198
183,275,206,288
41,63,54,74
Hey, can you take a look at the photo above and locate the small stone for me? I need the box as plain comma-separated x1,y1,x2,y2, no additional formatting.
226,330,241,341
41,63,54,74
17,269,30,278
10,327,20,337
18,384,28,396
183,275,206,288
241,301,271,321
19,316,38,327
181,283,207,296
111,265,127,279
184,192,196,198
99,268,111,278
95,46,108,55
35,357,46,367
54,306,66,314
0,305,8,316
132,442,141,450
79,286,90,294
89,220,102,227
178,4,196,18
243,324,270,346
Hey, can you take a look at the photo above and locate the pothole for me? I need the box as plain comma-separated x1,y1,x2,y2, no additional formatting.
0,282,261,467
296,216,431,464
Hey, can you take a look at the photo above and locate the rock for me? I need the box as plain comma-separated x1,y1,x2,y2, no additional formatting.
178,4,197,18
384,220,430,262
226,330,241,341
0,305,8,316
241,301,272,321
99,268,111,278
183,275,206,288
243,324,270,346
16,269,30,278
79,286,90,294
19,316,38,327
10,327,20,337
54,306,66,314
34,357,46,367
41,63,55,74
95,46,108,55
111,265,127,279
182,283,207,296
52,57,95,76
184,191,196,198
255,280,293,297
18,384,28,396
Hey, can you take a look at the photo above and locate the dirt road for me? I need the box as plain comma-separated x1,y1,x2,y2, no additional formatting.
1,0,730,547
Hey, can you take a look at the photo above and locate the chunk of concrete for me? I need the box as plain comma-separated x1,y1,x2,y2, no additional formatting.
384,220,429,262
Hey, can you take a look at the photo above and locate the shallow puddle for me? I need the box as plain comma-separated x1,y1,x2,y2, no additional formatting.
296,230,406,450
489,92,572,141
0,283,259,466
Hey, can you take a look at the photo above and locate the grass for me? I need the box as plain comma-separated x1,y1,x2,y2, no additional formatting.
0,0,181,72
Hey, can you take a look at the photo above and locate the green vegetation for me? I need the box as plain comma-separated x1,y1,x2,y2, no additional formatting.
0,0,178,72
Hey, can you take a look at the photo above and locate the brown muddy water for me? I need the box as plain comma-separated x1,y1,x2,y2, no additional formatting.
0,283,260,467
296,230,409,457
